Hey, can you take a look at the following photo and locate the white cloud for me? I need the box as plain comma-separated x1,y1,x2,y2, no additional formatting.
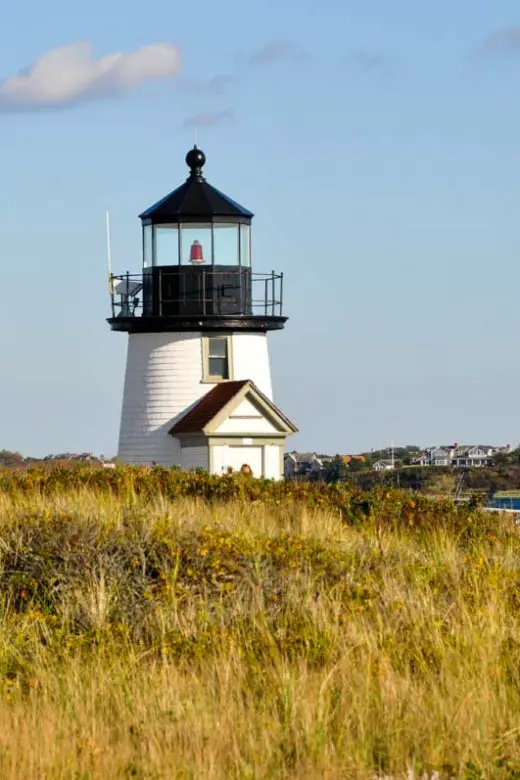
0,41,181,110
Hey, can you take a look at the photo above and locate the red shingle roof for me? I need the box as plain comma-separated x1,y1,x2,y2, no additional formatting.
169,381,249,435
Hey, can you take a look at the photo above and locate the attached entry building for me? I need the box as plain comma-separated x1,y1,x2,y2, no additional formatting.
169,380,297,478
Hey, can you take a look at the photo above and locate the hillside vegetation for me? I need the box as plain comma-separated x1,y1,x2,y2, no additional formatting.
348,464,520,495
0,467,519,778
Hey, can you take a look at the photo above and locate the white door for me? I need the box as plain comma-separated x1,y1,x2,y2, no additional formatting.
225,446,264,477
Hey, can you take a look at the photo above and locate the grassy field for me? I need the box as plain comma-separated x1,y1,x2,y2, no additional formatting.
0,468,519,778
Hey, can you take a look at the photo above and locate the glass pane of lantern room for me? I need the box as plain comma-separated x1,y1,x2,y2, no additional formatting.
240,224,251,267
153,225,179,266
180,224,212,265
143,225,153,268
213,224,239,266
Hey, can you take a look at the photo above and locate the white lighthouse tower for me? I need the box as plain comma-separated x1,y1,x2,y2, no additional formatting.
108,147,297,478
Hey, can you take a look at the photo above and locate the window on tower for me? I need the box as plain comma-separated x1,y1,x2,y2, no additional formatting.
203,335,232,382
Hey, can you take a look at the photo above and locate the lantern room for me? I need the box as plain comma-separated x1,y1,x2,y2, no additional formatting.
140,147,252,269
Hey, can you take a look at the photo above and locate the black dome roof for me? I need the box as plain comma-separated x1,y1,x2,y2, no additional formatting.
139,146,253,224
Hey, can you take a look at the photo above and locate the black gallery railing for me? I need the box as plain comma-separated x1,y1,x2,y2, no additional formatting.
109,267,284,319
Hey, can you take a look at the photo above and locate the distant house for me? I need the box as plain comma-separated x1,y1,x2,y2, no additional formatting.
284,452,325,479
410,455,429,467
373,459,395,472
452,445,495,468
425,447,453,467
424,443,511,468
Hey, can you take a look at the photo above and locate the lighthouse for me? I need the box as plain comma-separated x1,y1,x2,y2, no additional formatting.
108,147,297,478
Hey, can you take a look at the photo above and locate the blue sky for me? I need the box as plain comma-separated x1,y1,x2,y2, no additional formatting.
1,0,520,457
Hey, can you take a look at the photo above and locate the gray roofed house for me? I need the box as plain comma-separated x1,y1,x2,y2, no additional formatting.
373,459,395,472
284,452,330,479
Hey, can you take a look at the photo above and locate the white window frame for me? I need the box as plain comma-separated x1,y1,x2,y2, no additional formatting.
202,334,234,383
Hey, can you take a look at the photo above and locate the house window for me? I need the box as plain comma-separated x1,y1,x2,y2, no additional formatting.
203,335,232,381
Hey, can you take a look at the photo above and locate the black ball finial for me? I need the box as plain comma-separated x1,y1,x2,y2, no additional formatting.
186,146,206,178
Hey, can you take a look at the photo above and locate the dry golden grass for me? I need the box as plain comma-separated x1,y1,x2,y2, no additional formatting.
0,483,518,778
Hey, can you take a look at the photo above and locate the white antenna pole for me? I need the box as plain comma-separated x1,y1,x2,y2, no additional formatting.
391,439,395,468
106,211,112,275
106,210,113,294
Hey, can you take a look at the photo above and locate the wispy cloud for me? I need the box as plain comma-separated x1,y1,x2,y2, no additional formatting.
178,74,232,95
344,50,391,74
478,27,520,56
0,41,181,111
182,107,233,129
238,40,308,67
